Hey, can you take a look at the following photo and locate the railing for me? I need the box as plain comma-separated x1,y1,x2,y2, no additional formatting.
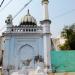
7,27,43,33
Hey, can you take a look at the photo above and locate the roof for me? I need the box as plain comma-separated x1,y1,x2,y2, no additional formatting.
20,10,37,26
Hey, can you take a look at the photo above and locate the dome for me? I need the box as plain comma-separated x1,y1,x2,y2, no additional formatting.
20,10,37,26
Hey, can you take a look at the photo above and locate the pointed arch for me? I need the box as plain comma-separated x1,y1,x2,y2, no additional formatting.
18,44,35,68
19,44,34,51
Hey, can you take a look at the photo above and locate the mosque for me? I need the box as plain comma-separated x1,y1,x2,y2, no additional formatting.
2,0,54,75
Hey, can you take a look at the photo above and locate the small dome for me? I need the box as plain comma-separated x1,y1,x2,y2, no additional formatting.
20,10,37,25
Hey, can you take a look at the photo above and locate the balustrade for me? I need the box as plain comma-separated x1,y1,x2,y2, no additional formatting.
9,27,42,33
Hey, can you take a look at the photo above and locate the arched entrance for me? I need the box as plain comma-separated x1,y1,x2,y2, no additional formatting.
18,44,34,69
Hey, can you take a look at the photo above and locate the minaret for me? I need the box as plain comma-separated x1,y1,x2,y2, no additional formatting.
40,0,52,71
42,0,49,20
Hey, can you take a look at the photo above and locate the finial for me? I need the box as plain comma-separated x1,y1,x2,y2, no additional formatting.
27,9,30,15
28,9,29,14
42,0,49,4
42,0,48,2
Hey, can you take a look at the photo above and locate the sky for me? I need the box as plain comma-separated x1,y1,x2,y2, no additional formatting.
0,0,75,37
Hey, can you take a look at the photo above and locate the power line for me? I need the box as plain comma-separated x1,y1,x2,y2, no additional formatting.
53,9,75,19
0,0,14,32
0,0,14,12
13,0,32,19
0,0,33,32
0,0,4,7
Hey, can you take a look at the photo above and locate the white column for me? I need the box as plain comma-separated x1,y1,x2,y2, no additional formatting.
42,0,49,20
41,0,52,72
42,24,51,70
43,34,51,65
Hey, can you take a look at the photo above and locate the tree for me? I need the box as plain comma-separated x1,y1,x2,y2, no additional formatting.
59,24,75,50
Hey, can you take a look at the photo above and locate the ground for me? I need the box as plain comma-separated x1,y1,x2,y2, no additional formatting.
48,72,75,75
1,70,75,75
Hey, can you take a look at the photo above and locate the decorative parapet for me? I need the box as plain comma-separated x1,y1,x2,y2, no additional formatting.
3,26,43,35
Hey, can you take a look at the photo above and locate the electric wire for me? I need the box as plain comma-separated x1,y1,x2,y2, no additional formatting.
0,0,75,33
0,0,14,12
0,8,75,32
13,0,32,19
53,9,75,19
0,0,4,7
0,0,33,32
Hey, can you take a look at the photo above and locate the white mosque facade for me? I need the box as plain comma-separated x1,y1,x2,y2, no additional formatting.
2,0,52,75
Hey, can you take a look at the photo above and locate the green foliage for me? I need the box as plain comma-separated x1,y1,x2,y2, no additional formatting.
59,41,71,50
59,24,75,50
